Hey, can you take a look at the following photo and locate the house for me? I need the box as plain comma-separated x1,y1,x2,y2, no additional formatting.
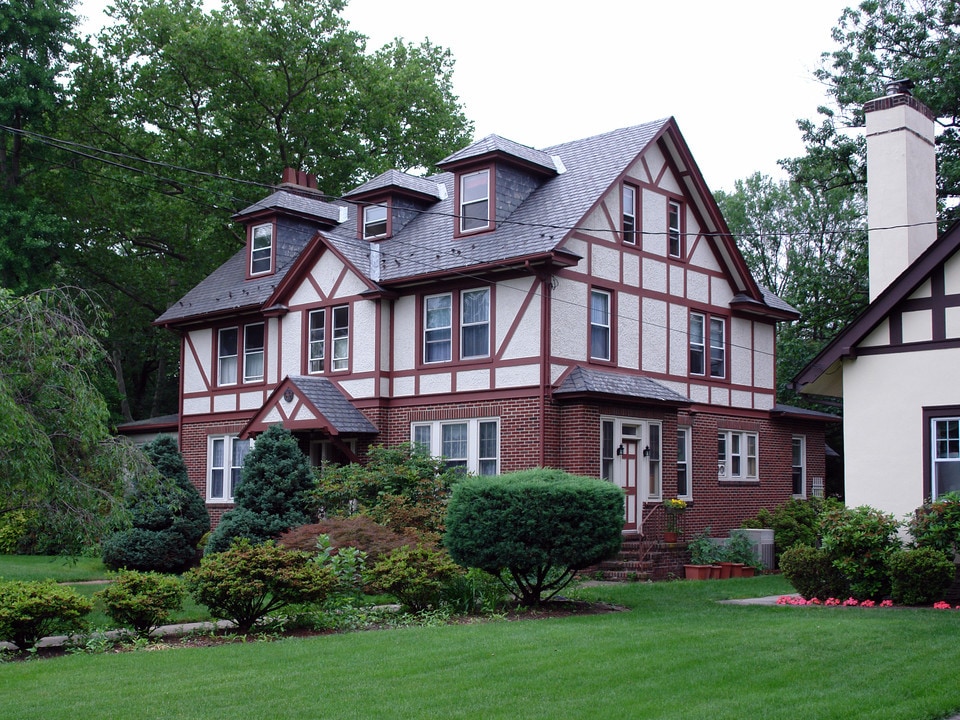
155,118,831,540
795,81,960,521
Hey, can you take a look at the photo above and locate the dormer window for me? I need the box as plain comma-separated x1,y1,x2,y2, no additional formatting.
363,204,388,239
250,223,273,275
459,169,491,233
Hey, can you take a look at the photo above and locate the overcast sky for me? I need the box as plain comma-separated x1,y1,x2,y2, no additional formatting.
75,0,855,192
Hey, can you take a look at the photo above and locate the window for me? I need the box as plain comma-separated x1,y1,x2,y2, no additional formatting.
718,431,758,480
411,418,499,475
668,200,682,258
461,288,490,359
423,289,490,363
932,417,960,498
460,169,490,232
690,312,725,378
209,435,250,502
647,423,662,501
243,323,264,383
363,204,388,239
622,184,637,244
677,427,692,499
601,420,615,482
250,223,273,275
306,306,348,373
218,327,238,386
792,436,806,497
590,289,611,361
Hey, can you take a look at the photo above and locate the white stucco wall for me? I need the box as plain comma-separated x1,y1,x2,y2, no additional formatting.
498,278,540,359
184,329,212,393
393,296,416,371
641,297,667,374
843,347,960,521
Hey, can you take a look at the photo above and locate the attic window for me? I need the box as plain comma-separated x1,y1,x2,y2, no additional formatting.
459,169,491,233
363,204,388,239
250,223,273,275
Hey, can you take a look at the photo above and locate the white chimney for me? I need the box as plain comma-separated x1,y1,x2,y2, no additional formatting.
864,79,937,301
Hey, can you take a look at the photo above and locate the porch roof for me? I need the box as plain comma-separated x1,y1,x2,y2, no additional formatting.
553,367,690,405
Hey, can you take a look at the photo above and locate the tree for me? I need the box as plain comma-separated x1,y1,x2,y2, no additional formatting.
785,0,960,218
101,435,210,573
205,425,315,553
0,287,146,553
715,173,868,405
37,0,473,421
444,469,624,606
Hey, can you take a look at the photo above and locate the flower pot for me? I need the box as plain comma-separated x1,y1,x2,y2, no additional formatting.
684,564,712,580
718,562,738,579
740,566,757,578
709,565,722,579
664,531,679,543
729,563,745,578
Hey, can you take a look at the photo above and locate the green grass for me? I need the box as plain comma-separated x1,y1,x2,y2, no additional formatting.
0,555,109,583
3,576,960,720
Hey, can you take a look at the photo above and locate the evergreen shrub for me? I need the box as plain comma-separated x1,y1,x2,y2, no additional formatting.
370,544,461,612
0,579,92,650
888,547,956,606
779,544,850,600
96,570,185,637
908,492,960,556
444,468,623,606
819,505,901,600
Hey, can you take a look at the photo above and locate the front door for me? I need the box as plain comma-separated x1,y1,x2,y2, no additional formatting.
621,436,639,532
601,418,662,535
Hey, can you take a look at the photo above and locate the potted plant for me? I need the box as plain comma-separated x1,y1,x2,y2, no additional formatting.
685,528,718,580
664,498,687,542
725,530,762,577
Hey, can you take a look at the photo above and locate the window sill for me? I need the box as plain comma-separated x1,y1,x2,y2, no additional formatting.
718,479,759,487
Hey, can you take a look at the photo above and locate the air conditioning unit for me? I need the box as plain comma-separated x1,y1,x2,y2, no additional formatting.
735,528,775,570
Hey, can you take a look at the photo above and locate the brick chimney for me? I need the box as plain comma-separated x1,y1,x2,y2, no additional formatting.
864,79,937,301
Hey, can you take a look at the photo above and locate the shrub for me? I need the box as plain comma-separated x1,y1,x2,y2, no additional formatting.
908,492,960,556
95,571,185,637
184,539,335,633
0,509,33,554
370,544,462,612
206,426,314,554
742,497,843,564
819,505,901,600
687,528,723,565
444,468,624,606
278,516,418,562
0,580,93,650
779,544,850,600
888,547,956,606
102,435,209,573
311,443,462,542
441,567,509,615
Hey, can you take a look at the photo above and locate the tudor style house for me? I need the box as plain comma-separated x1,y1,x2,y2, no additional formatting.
156,118,830,538
795,82,960,521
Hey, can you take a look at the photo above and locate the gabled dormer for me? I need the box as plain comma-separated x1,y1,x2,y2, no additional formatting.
343,170,446,241
436,135,563,237
232,168,346,280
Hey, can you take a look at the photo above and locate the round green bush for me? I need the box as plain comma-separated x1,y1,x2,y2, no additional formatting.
819,505,901,600
0,580,93,650
908,492,960,556
102,527,199,574
96,570,185,636
888,547,957,606
370,544,462,612
779,544,850,600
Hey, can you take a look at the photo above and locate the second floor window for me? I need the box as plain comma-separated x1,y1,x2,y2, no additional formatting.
590,290,611,361
623,184,637,244
690,312,725,378
461,289,490,359
243,323,264,383
250,223,273,275
218,323,265,386
425,294,453,362
218,328,238,385
363,204,388,239
460,169,490,233
307,305,349,373
424,288,490,363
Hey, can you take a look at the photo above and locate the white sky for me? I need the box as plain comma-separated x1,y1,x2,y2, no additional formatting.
74,0,854,192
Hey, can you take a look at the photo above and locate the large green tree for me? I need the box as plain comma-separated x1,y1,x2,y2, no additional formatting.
10,0,472,422
784,0,960,216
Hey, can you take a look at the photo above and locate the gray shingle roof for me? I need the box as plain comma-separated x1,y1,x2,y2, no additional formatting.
343,169,444,200
438,134,558,174
233,190,343,224
289,375,378,434
553,366,690,404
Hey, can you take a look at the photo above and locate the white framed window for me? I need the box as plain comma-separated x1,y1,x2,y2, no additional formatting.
600,419,615,482
363,204,388,239
411,418,499,475
459,169,490,233
461,288,490,359
590,289,611,361
332,305,349,371
243,323,265,383
932,417,960,498
792,435,806,497
677,426,692,499
690,312,725,378
306,305,348,373
250,223,273,275
218,327,238,386
718,430,758,481
622,184,637,244
308,309,325,373
424,293,453,363
208,435,251,502
668,200,682,258
647,423,662,501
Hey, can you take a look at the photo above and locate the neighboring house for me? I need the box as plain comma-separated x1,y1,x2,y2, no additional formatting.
156,118,831,535
116,414,180,446
795,81,959,521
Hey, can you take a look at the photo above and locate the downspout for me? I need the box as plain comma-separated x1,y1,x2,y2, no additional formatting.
539,270,552,467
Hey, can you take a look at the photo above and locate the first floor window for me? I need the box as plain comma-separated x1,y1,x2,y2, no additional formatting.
718,430,758,480
647,423,662,501
218,327,238,385
933,417,960,498
677,427,691,498
792,436,806,497
209,435,251,502
601,420,615,481
411,418,499,475
590,289,611,361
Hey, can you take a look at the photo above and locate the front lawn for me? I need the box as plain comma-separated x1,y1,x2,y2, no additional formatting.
0,555,109,583
3,576,959,720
